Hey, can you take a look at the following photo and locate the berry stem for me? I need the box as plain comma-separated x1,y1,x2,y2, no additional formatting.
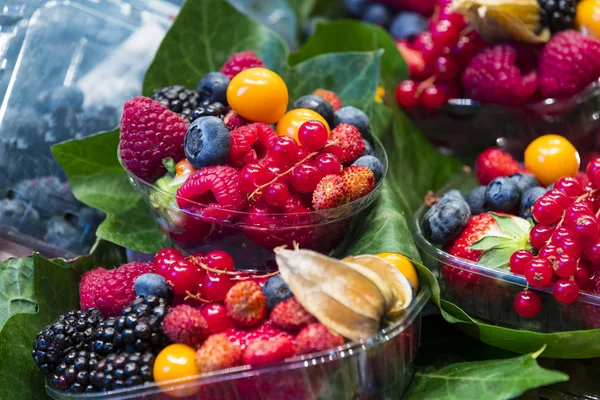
416,76,437,97
185,292,212,303
190,256,281,280
231,270,280,281
544,189,598,246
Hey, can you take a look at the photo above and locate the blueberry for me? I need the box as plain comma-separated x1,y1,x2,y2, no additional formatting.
184,116,230,168
334,106,370,134
262,275,293,311
464,186,487,215
293,94,334,126
45,106,83,144
519,187,547,220
197,72,230,104
49,86,84,113
422,191,471,245
44,215,84,252
343,0,367,15
363,4,391,26
10,176,78,215
363,139,374,156
509,173,539,194
389,12,428,40
0,198,41,236
352,155,385,181
134,274,170,298
485,177,521,212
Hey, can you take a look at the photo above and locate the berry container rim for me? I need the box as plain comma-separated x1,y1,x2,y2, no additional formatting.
45,286,430,399
411,171,600,308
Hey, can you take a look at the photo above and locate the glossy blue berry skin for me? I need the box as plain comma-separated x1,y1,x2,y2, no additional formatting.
519,187,547,220
352,155,385,181
197,72,230,104
485,177,521,212
389,12,428,40
134,273,170,298
343,0,367,15
362,139,374,156
422,190,471,245
333,106,370,134
464,186,487,215
262,275,293,311
293,94,334,126
509,173,539,194
362,4,391,26
184,116,230,168
49,86,84,112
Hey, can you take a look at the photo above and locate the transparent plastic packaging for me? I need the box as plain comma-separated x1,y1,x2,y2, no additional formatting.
121,132,388,269
45,287,429,400
413,172,600,332
408,79,600,157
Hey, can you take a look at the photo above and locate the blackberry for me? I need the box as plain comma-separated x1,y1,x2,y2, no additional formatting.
32,308,103,374
538,0,578,33
49,350,100,393
151,85,201,119
90,351,155,391
91,295,170,355
189,101,228,122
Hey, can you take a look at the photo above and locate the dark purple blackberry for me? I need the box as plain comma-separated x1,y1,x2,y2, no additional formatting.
91,295,170,355
32,308,103,374
538,0,578,33
151,85,201,119
49,350,100,393
90,351,155,391
189,101,228,122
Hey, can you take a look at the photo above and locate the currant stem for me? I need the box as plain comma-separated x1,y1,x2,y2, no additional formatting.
189,256,280,279
544,189,598,246
416,76,437,97
185,292,211,303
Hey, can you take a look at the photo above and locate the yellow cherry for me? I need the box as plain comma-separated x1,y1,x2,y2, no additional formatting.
154,344,200,397
227,67,288,124
524,134,580,186
376,252,419,291
276,108,330,144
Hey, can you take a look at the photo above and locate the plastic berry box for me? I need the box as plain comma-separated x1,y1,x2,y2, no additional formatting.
412,172,600,332
407,79,600,157
45,287,429,400
0,0,177,258
121,132,388,269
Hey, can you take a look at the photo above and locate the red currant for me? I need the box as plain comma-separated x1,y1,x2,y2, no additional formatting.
585,237,600,265
513,290,541,318
539,244,559,261
265,164,291,185
555,254,577,278
545,189,572,208
322,140,344,161
297,145,309,161
586,158,600,187
568,214,599,243
298,120,328,151
201,272,232,302
264,182,291,207
558,237,582,258
431,20,461,49
529,224,554,249
314,152,342,177
396,80,420,109
292,164,321,193
414,32,442,63
554,176,584,197
550,226,572,246
270,136,299,166
420,85,447,109
553,279,579,304
154,248,184,277
240,164,274,194
438,81,460,99
163,258,205,295
205,250,235,271
434,56,460,81
525,258,554,287
510,250,534,274
532,197,562,225
201,303,232,334
575,260,595,290
564,201,593,227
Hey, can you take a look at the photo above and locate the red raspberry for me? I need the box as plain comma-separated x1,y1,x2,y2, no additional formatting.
312,175,349,210
195,334,242,372
331,123,365,165
79,268,107,311
313,89,342,111
93,262,154,318
462,44,538,106
270,297,317,332
539,30,600,99
119,97,187,182
295,323,345,355
225,281,268,328
223,109,250,131
341,166,375,201
161,304,209,347
223,322,295,350
241,336,296,366
220,50,265,79
228,123,278,167
475,147,526,185
176,166,247,221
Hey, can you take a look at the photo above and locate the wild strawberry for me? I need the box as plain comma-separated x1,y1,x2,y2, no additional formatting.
161,304,208,347
475,148,527,185
312,175,349,210
342,166,375,201
295,323,344,355
331,124,365,165
195,334,242,372
223,322,295,351
270,297,317,332
241,336,296,366
313,89,342,111
225,281,268,328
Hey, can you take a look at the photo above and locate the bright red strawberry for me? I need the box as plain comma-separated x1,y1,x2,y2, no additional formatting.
241,336,296,366
295,323,344,355
475,148,527,185
313,89,342,111
195,334,242,372
270,297,317,332
220,50,265,79
225,281,268,328
119,97,187,182
446,213,496,261
312,175,349,210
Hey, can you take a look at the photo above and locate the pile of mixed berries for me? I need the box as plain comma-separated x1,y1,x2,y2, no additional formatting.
394,0,600,109
119,50,384,250
423,134,600,319
32,248,346,394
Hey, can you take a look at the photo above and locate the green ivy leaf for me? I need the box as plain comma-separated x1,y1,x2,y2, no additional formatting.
0,257,36,332
469,236,513,251
404,348,568,400
286,0,317,21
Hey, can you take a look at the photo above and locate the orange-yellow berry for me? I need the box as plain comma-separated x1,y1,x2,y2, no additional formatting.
342,166,375,201
176,159,195,176
524,134,580,186
154,344,200,397
276,108,330,144
376,252,419,291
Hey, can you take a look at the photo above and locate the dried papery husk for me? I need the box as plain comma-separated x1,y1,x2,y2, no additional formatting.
274,247,385,341
453,0,550,43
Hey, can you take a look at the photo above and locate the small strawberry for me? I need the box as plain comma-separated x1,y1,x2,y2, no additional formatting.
313,89,342,111
446,212,532,265
195,334,242,372
270,297,317,332
225,281,268,328
475,148,527,185
331,124,365,165
312,175,349,210
223,322,295,351
342,166,375,201
295,323,344,355
161,304,208,347
241,336,296,366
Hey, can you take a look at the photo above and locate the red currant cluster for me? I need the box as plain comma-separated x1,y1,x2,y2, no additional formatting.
395,0,486,110
510,161,600,318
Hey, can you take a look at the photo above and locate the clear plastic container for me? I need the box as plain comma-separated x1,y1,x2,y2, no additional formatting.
408,79,600,157
121,132,388,269
0,0,177,257
412,173,600,332
45,287,429,400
